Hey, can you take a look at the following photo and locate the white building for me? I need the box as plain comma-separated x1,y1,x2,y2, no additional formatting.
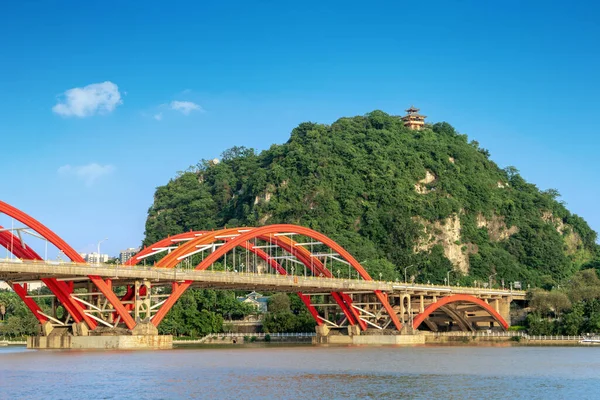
0,280,43,290
120,247,140,264
79,252,109,263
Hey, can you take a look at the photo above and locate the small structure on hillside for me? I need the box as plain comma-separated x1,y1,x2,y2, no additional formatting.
401,106,427,130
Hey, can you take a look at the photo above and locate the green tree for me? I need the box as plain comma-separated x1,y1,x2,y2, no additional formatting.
362,259,400,281
561,303,585,335
267,293,291,314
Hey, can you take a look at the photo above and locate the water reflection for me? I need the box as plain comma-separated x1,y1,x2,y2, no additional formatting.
1,344,599,399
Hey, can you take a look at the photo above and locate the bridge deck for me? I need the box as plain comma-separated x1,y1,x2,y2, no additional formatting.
0,260,526,299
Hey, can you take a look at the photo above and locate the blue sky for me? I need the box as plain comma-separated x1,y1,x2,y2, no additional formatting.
1,1,598,256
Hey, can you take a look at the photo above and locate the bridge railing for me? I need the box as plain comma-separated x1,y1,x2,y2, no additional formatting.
0,259,527,297
430,331,593,341
172,332,316,343
213,332,316,338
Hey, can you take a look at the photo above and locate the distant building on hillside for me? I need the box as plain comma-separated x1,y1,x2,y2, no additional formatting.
237,291,269,313
401,106,427,130
119,247,140,264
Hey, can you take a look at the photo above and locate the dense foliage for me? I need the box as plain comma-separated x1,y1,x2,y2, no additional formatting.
144,111,598,287
0,290,43,338
262,293,316,333
526,269,600,335
157,289,258,337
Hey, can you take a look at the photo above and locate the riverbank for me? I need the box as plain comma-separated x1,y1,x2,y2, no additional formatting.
0,340,26,346
174,332,314,345
424,332,594,346
8,331,600,349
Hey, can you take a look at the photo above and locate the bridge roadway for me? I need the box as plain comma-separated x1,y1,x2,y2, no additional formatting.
0,260,526,300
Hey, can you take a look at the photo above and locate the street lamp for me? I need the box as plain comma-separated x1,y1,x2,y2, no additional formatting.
488,273,497,289
404,265,414,284
97,238,108,265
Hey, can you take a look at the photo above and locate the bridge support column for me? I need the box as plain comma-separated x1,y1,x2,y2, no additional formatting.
315,325,331,337
40,321,54,337
400,294,411,325
347,325,361,336
498,298,511,326
74,322,89,336
134,280,152,324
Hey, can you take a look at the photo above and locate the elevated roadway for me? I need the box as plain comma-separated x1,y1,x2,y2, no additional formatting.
0,259,526,300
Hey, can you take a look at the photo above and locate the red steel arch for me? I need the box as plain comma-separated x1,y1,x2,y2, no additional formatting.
150,225,402,330
0,229,49,323
0,202,98,327
0,229,42,260
125,231,208,266
412,294,509,331
126,231,325,326
0,201,133,330
0,201,85,263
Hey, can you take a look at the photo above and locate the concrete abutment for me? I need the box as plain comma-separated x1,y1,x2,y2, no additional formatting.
27,334,173,350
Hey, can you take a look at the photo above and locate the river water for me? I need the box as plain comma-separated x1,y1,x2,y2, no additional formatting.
1,344,598,399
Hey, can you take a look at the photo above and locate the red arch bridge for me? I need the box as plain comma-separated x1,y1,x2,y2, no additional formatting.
0,200,525,339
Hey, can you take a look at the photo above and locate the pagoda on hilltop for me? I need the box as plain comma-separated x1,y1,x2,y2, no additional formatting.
401,106,426,130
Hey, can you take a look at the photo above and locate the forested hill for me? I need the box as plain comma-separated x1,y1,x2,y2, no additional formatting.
143,111,598,286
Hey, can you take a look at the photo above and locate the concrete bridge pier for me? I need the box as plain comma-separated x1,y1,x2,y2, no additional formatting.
497,297,511,326
27,279,172,350
27,333,172,350
313,325,425,345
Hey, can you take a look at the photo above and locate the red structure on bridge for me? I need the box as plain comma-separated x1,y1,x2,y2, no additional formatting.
0,200,510,339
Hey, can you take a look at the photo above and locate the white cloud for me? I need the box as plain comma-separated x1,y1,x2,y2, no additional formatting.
170,100,203,115
153,112,163,121
58,163,115,186
53,81,122,118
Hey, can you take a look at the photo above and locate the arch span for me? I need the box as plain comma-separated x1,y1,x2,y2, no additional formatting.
412,294,509,331
125,231,208,266
126,231,324,327
150,225,402,331
0,202,98,327
0,201,132,329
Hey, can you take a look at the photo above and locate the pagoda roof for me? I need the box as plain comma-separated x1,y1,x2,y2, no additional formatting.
405,105,420,113
401,114,426,120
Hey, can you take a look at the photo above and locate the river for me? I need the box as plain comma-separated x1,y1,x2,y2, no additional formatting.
1,344,598,399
